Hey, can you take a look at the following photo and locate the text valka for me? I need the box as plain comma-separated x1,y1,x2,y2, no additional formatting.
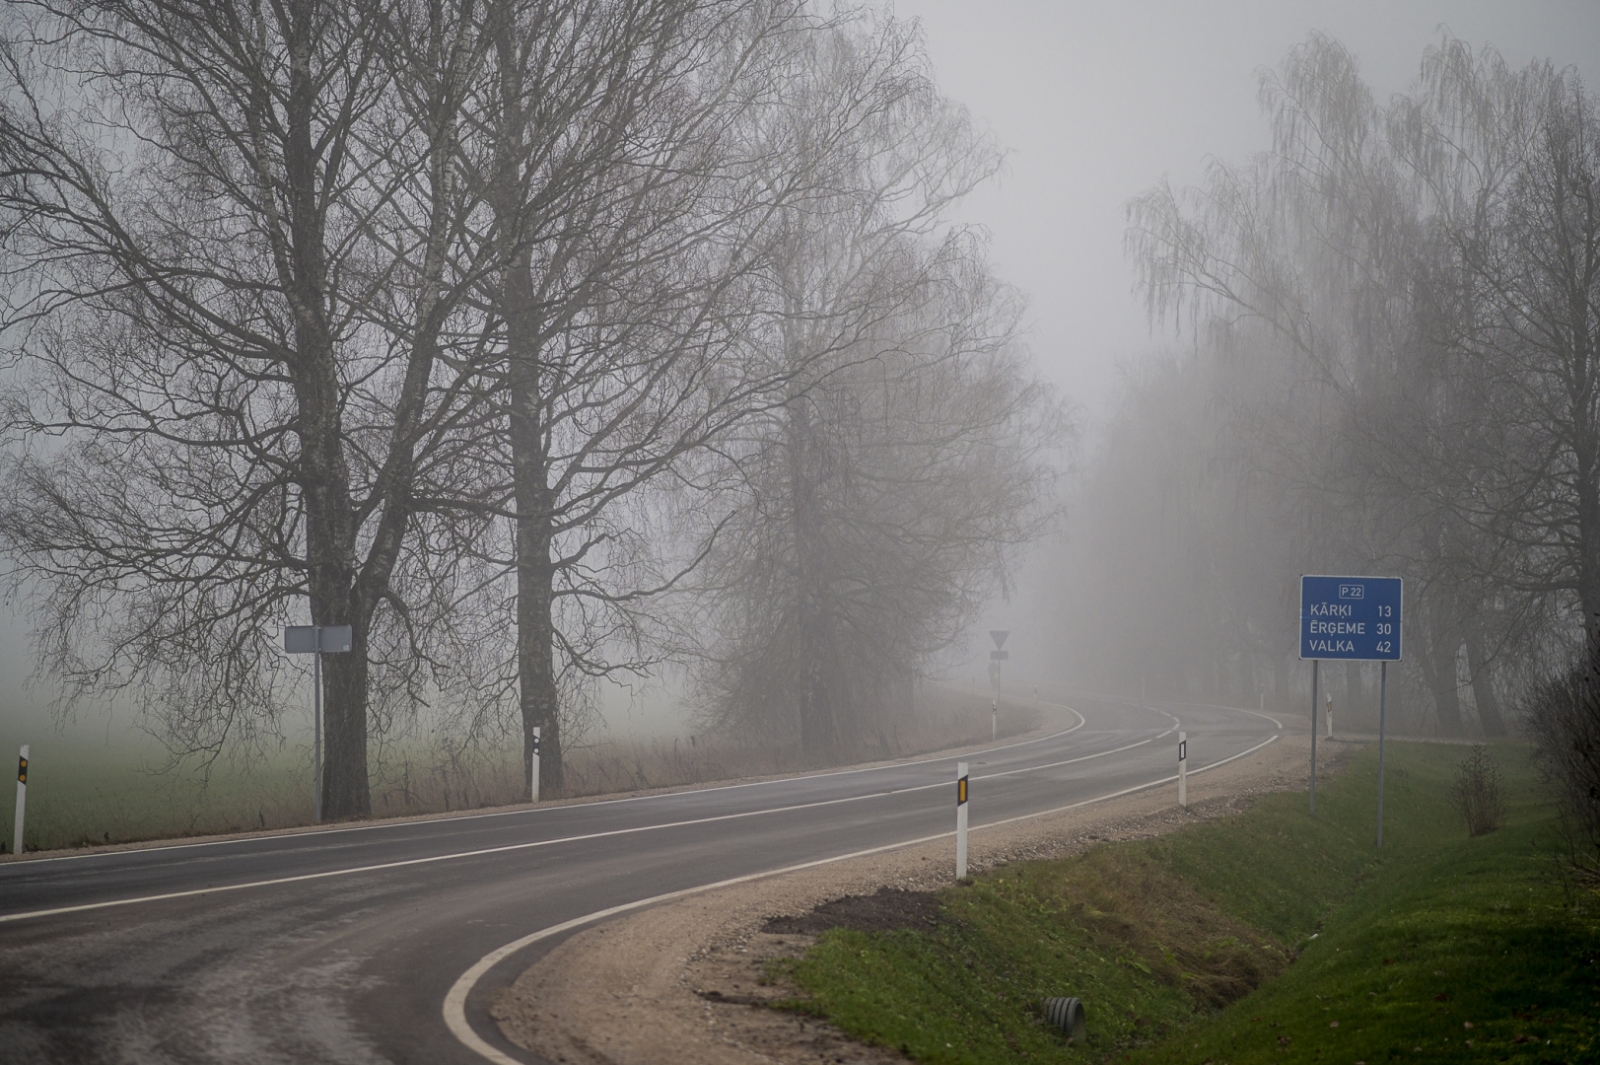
1305,604,1365,654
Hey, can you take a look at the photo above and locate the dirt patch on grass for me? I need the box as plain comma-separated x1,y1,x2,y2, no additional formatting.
763,887,944,936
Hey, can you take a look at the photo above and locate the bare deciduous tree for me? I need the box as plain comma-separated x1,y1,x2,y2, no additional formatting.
0,0,497,816
686,15,1064,762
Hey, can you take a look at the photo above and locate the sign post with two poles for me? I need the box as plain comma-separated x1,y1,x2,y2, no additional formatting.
1299,575,1402,845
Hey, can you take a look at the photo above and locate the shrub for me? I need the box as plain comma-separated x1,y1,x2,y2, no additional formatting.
1450,745,1507,837
1521,655,1600,885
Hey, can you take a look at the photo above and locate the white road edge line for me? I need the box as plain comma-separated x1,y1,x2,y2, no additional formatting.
6,705,1090,867
6,711,1193,926
442,730,1281,1065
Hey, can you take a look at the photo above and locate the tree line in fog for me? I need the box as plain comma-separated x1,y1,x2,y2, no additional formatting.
0,0,1063,816
1056,33,1597,744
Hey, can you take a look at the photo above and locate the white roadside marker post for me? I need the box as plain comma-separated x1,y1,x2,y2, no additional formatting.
956,762,969,881
13,745,27,855
991,698,997,742
1327,692,1334,738
1178,731,1187,808
529,726,542,804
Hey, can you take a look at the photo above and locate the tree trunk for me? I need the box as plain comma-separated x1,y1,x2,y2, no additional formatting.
298,361,368,818
286,0,368,819
487,8,563,800
511,354,562,797
1464,628,1509,737
788,388,838,764
1420,630,1466,736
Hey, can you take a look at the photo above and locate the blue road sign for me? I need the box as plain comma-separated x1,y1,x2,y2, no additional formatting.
1299,575,1402,661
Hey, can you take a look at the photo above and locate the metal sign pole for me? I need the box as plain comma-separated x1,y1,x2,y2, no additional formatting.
1299,575,1402,833
313,636,323,824
286,623,351,825
1377,661,1387,848
13,745,27,855
955,762,969,880
1309,659,1319,816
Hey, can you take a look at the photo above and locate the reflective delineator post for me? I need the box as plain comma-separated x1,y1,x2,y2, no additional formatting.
1327,692,1334,738
991,698,997,742
13,745,27,856
1178,731,1188,808
955,762,969,880
530,726,542,804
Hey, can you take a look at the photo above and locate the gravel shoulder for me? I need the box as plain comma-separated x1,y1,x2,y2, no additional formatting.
491,729,1354,1065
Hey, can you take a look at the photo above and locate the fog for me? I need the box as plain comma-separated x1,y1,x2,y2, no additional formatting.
1,1,1596,822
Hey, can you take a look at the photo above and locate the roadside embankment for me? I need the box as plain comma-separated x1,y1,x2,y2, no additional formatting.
622,738,1593,1065
489,726,1336,1064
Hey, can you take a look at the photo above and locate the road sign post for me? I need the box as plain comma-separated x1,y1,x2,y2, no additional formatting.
956,762,969,880
285,625,354,823
1299,575,1401,842
13,745,26,855
989,631,1009,741
1310,660,1319,815
1178,731,1187,808
1377,662,1388,847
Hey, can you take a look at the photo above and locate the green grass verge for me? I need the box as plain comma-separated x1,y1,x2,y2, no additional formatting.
1,732,319,851
777,742,1600,1064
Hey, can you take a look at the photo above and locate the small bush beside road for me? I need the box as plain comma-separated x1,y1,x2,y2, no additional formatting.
1452,744,1508,837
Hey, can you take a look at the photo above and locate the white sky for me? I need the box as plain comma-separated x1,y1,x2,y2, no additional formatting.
890,0,1600,421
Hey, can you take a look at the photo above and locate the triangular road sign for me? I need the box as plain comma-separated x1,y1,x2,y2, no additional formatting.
990,630,1010,649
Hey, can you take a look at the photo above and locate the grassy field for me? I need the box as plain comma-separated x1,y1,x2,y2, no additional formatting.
1,732,322,851
777,741,1600,1063
2,682,1027,852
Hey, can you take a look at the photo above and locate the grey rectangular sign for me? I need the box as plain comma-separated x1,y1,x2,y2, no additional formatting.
284,625,353,654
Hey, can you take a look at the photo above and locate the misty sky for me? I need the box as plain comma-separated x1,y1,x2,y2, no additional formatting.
891,0,1600,421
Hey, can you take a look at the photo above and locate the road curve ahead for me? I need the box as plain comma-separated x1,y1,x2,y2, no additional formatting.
0,696,1278,1064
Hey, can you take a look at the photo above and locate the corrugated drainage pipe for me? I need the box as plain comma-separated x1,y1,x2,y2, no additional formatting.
1041,996,1086,1042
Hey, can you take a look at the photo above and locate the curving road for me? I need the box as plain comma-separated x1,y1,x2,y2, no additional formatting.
0,695,1279,1064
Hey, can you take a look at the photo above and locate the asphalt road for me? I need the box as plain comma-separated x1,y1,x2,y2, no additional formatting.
0,695,1279,1064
